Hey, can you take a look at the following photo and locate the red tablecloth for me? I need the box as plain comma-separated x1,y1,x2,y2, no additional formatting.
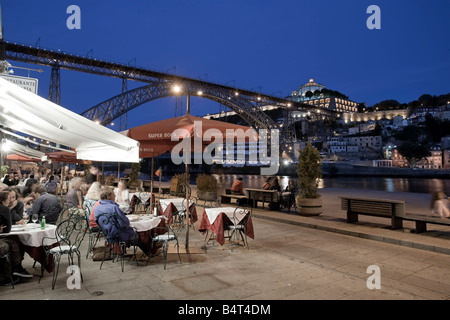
198,208,254,246
136,218,167,255
130,193,156,214
103,217,167,257
158,199,198,224
2,226,57,273
23,244,56,273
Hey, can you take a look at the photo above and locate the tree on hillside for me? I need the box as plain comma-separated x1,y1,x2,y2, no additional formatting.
397,141,430,168
373,100,400,110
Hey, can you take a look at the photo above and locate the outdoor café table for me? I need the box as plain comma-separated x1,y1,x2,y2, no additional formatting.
0,224,58,273
158,198,198,224
129,192,156,214
198,207,254,247
128,214,166,255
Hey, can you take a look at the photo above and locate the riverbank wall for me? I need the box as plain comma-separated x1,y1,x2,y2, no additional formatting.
320,162,450,178
210,162,450,178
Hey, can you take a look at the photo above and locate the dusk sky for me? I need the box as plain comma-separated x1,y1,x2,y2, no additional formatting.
2,1,450,130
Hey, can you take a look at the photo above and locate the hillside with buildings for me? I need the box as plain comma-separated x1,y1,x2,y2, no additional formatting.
205,79,450,174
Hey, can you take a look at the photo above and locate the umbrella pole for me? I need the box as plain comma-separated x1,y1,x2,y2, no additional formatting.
185,93,191,251
185,162,190,251
60,161,65,196
150,156,154,212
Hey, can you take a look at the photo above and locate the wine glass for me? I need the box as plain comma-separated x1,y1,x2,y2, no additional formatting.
32,213,39,224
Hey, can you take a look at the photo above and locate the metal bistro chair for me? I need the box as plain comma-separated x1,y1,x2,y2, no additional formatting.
96,212,139,272
33,205,80,270
148,212,183,269
41,213,88,290
83,202,102,259
1,253,15,288
179,197,196,230
224,206,253,251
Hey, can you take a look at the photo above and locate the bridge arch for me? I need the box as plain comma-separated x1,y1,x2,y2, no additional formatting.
81,80,281,132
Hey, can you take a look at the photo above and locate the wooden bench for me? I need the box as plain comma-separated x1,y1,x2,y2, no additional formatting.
220,194,248,205
245,188,280,210
397,213,450,233
339,196,404,230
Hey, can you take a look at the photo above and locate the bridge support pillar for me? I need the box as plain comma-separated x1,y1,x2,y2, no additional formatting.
49,65,60,105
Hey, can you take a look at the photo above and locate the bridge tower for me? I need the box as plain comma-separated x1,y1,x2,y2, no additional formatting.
48,65,61,105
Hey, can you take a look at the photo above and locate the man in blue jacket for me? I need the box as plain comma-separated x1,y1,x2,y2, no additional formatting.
94,186,150,257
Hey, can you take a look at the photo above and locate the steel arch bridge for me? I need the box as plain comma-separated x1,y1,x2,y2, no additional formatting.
81,80,289,134
3,40,338,159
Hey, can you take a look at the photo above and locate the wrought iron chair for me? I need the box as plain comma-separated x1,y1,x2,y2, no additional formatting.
178,197,196,230
148,213,183,269
41,213,88,289
33,204,80,269
96,212,139,272
83,202,102,259
224,205,252,251
0,253,15,288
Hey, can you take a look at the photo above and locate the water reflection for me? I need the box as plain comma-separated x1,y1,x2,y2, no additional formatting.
210,174,450,195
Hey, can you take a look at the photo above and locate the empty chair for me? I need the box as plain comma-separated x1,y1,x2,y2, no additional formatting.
148,213,184,269
225,206,253,251
41,213,87,289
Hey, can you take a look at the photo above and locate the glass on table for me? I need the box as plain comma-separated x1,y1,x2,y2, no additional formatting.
31,213,39,224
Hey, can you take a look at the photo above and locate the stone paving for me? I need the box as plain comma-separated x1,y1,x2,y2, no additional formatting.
1,187,450,301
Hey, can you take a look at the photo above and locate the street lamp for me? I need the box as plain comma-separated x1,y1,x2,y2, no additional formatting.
172,85,181,94
8,65,44,77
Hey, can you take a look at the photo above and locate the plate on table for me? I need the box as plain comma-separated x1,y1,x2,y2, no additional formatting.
127,214,140,222
11,225,26,232
24,223,40,230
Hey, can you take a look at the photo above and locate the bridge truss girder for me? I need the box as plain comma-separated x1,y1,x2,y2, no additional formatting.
80,80,300,157
4,40,338,160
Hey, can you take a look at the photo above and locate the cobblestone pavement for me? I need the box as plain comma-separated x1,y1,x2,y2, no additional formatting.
1,187,449,301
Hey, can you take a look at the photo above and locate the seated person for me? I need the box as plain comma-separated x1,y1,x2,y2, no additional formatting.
0,191,33,283
230,177,244,195
94,187,149,257
83,182,102,221
262,177,272,190
27,185,62,224
65,177,84,209
23,174,38,196
269,177,281,191
114,180,131,214
44,176,59,195
4,187,26,225
430,192,450,218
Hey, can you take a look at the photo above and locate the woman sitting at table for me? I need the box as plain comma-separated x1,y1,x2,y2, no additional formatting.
4,187,26,225
0,191,33,283
230,177,244,195
83,182,102,221
269,177,281,191
114,180,131,214
66,177,84,209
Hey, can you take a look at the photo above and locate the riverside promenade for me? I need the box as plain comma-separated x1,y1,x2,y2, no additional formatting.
1,186,450,301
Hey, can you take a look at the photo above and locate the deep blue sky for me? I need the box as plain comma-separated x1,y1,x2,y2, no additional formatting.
3,1,450,130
